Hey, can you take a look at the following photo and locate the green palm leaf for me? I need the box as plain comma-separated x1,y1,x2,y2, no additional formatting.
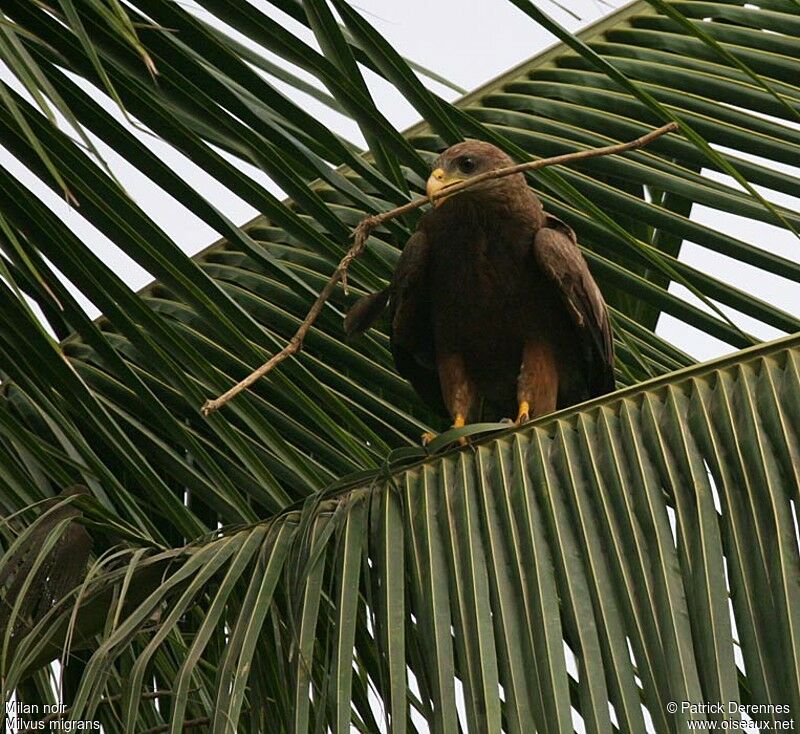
0,0,798,730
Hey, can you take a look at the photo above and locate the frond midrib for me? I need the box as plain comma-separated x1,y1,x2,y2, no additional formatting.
304,327,800,502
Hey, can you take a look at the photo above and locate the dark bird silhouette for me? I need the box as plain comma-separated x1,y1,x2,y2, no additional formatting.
345,140,614,441
0,485,92,637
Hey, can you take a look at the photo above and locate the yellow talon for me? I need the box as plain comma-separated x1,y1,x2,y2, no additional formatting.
421,431,437,446
423,415,468,447
515,401,530,426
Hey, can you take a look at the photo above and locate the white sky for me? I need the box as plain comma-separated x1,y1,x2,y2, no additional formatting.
0,0,797,364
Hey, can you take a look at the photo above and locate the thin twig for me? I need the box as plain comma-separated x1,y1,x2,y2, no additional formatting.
201,122,679,416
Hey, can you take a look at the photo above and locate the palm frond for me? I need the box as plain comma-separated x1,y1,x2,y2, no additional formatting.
5,333,799,730
0,0,798,728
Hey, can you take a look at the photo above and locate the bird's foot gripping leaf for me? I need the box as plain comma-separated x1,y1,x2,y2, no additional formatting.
515,401,530,426
421,431,437,446
421,414,469,448
420,433,470,448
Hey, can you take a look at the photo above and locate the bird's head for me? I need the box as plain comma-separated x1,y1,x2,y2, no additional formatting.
426,140,517,207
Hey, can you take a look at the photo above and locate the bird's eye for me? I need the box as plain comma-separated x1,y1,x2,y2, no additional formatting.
458,156,477,174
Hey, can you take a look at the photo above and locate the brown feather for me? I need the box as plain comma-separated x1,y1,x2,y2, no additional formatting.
0,486,92,637
533,215,615,396
344,289,388,336
518,340,560,417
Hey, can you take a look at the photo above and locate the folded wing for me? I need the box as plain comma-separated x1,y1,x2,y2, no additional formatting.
532,214,615,397
344,229,445,415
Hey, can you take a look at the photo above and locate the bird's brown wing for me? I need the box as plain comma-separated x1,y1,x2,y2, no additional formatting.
532,214,615,396
343,228,445,416
389,229,446,415
0,486,92,637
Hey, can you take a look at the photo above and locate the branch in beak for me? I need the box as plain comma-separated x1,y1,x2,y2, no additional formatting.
426,168,464,207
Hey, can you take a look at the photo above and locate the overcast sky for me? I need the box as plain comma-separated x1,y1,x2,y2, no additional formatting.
0,0,797,364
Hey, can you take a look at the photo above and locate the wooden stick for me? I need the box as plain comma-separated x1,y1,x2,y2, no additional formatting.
201,122,678,416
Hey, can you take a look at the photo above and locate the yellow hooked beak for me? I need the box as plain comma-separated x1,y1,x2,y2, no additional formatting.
426,168,464,207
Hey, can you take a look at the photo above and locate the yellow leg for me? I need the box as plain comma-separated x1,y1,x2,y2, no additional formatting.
421,431,436,446
453,414,468,446
515,401,530,426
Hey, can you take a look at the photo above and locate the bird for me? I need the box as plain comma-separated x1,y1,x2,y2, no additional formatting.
0,485,92,638
344,139,614,443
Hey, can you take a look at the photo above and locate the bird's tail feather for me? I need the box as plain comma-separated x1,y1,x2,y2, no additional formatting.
344,289,389,336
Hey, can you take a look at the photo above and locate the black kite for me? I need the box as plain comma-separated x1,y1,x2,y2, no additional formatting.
345,140,614,441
